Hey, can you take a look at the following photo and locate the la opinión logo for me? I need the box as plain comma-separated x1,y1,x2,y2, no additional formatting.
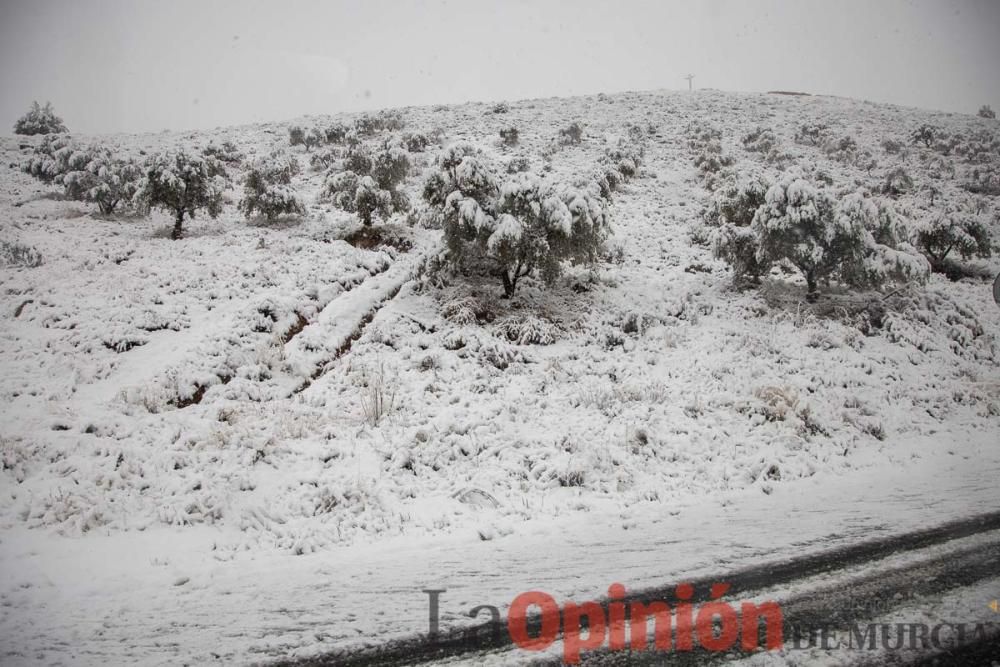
425,583,783,664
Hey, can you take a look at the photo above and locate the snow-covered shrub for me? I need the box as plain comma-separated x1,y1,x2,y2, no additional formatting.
238,152,306,220
687,121,722,148
495,314,559,345
881,167,914,197
881,138,904,155
751,172,867,296
355,176,393,225
13,101,67,135
309,148,338,171
605,140,645,181
706,173,772,285
492,102,510,114
912,205,992,270
794,124,828,146
325,122,349,144
354,111,404,136
506,156,530,174
426,148,610,297
303,127,324,152
823,135,858,164
138,151,228,239
403,132,429,152
911,124,937,148
979,105,996,119
743,127,777,154
500,127,519,147
288,125,305,148
694,140,733,182
22,140,144,215
323,140,410,225
559,122,584,145
963,164,1000,195
835,192,930,288
202,141,243,165
0,239,43,268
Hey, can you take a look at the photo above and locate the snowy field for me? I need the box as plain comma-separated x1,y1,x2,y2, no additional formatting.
1,88,999,664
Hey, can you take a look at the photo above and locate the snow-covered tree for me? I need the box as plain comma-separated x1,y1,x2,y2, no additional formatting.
911,124,937,148
794,124,828,146
22,139,143,214
500,127,519,147
139,151,228,239
288,125,305,149
835,192,930,288
355,176,392,225
707,173,772,285
751,172,866,297
979,105,996,119
426,147,610,297
912,205,992,270
322,140,410,226
238,152,306,220
14,101,67,135
303,127,325,152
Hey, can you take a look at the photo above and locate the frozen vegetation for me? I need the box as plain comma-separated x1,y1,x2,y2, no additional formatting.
0,89,999,662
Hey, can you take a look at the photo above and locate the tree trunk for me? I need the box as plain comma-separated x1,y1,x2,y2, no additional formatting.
172,211,185,240
501,271,515,298
805,271,818,302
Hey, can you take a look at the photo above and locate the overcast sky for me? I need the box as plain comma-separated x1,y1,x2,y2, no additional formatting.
1,0,998,135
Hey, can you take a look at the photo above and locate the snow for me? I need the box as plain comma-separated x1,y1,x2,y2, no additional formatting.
0,87,998,663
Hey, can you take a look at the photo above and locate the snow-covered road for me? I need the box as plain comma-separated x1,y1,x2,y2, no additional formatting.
1,428,997,666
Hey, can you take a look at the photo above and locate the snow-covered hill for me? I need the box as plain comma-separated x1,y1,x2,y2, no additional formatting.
1,88,998,663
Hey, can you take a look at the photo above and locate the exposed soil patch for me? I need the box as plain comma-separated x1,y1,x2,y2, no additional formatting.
343,226,413,252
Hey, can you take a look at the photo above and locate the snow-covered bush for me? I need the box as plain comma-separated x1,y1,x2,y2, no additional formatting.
751,172,867,297
911,124,937,148
355,176,393,225
202,141,243,165
881,167,914,197
0,239,43,268
13,101,67,135
743,127,777,154
309,148,338,171
979,105,996,119
559,122,584,145
823,135,858,164
881,138,904,155
912,205,992,270
403,132,429,152
687,121,722,148
963,164,1000,195
693,140,733,184
325,123,349,144
303,128,324,152
794,124,828,146
425,147,610,297
835,192,930,288
322,140,410,225
354,111,405,136
492,102,510,114
138,151,228,239
500,127,519,147
288,125,305,148
604,141,644,180
706,173,772,285
23,139,143,214
506,156,530,174
238,152,306,221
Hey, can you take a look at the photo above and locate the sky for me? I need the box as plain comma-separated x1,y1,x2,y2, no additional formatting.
0,0,998,135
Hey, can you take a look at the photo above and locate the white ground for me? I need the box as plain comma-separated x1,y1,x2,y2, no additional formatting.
0,89,998,664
